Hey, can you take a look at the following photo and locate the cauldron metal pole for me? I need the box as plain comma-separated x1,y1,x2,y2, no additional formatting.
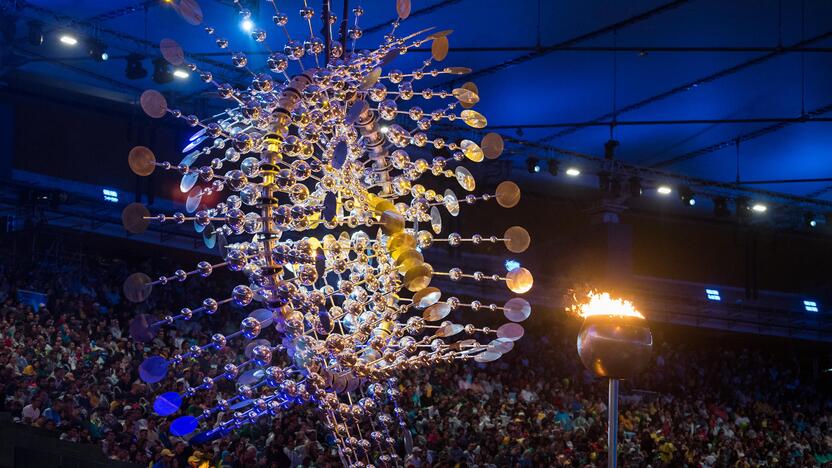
608,378,619,468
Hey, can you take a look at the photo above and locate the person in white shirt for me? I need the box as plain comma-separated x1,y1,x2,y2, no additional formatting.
22,400,41,422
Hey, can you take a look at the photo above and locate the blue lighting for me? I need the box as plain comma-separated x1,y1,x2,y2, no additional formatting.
102,188,119,203
505,259,520,271
241,18,254,32
804,300,819,312
705,288,721,301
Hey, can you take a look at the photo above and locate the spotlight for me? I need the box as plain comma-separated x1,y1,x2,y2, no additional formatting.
152,58,173,84
526,157,541,174
657,185,672,195
713,197,730,217
628,177,642,197
173,69,190,79
88,40,109,62
751,203,767,213
379,125,389,134
565,167,580,177
241,18,255,32
59,33,79,46
805,212,817,228
125,54,148,80
27,20,44,46
546,159,559,176
679,186,696,206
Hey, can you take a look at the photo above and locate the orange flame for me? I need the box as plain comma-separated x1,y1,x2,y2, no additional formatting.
569,291,645,319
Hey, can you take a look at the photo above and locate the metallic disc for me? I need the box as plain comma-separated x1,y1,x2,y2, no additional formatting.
461,109,487,128
496,181,521,208
124,273,153,303
454,166,476,192
506,267,533,294
404,262,433,292
180,172,198,193
429,206,442,234
503,297,531,322
504,225,530,253
236,369,264,385
460,82,479,109
244,339,272,359
346,100,369,124
203,224,217,249
153,392,182,416
445,66,470,75
412,287,441,309
139,356,169,384
248,309,273,328
488,338,515,353
182,135,208,153
345,373,360,392
435,322,463,337
360,67,382,91
396,0,411,19
428,29,453,39
140,90,167,119
189,127,206,142
460,139,484,162
160,38,185,66
380,48,401,66
170,415,198,437
497,323,525,341
443,189,460,216
453,88,480,106
481,132,504,159
474,350,502,363
122,203,151,234
423,303,451,321
380,209,405,235
180,150,200,167
129,313,157,341
128,146,156,176
431,36,449,62
193,218,206,233
176,0,203,25
332,372,348,393
185,188,203,213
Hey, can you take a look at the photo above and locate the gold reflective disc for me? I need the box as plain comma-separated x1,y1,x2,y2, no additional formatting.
388,232,416,253
423,303,451,321
453,87,480,106
394,249,423,270
431,36,449,62
460,82,479,109
140,90,167,119
481,132,504,159
128,146,157,176
122,203,151,234
496,181,521,208
360,67,382,90
404,263,433,292
123,272,152,303
506,267,533,294
160,38,185,66
460,139,484,162
428,29,454,39
445,66,471,75
503,297,531,322
380,209,405,235
412,287,441,309
461,109,487,128
455,166,476,192
435,322,463,337
396,0,411,19
504,225,531,253
430,206,442,234
443,189,460,216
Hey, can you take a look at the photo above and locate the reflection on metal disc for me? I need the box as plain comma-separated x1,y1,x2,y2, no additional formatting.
176,0,203,25
153,391,182,416
124,272,153,303
445,66,469,74
443,189,459,216
461,109,487,128
323,192,337,220
496,181,521,208
488,338,515,353
332,141,348,169
139,356,169,383
435,322,463,337
170,415,198,436
504,225,530,253
346,100,369,124
194,218,206,233
360,68,382,91
180,150,200,167
245,339,272,358
431,36,449,61
423,303,450,321
185,188,203,213
203,224,217,249
460,139,484,162
481,132,504,159
380,48,400,66
460,82,479,109
430,206,442,234
497,323,525,341
237,369,264,385
474,351,502,363
128,146,156,176
249,309,273,328
122,203,151,234
506,267,533,294
428,29,453,39
189,127,206,142
412,287,441,309
396,0,411,19
140,90,167,118
503,297,531,322
180,172,199,193
455,166,476,192
453,88,479,107
160,38,185,66
182,135,208,153
129,312,157,341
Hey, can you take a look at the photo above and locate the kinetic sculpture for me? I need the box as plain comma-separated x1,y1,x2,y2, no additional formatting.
121,0,533,464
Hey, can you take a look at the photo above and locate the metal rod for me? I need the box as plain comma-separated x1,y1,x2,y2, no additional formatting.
738,177,832,185
322,0,331,65
486,117,832,129
608,378,619,468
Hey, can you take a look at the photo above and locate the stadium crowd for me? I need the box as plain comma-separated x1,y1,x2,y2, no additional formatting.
1,250,831,467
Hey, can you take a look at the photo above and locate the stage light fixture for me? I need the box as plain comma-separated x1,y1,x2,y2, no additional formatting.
751,203,767,213
526,157,541,174
565,167,580,177
705,288,721,301
628,177,642,197
27,20,44,46
89,40,109,62
125,54,148,79
679,186,695,206
173,69,190,79
657,185,672,195
546,159,558,176
59,33,78,46
241,18,254,32
804,212,818,228
152,58,174,84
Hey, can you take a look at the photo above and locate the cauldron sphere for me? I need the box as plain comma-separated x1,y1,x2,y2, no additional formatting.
576,314,653,379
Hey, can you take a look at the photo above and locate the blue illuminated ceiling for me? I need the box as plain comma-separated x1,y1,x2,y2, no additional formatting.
3,0,832,206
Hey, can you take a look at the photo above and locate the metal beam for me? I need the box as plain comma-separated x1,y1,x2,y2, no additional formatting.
485,117,832,129
438,0,691,87
537,29,832,143
363,0,464,35
407,45,832,54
